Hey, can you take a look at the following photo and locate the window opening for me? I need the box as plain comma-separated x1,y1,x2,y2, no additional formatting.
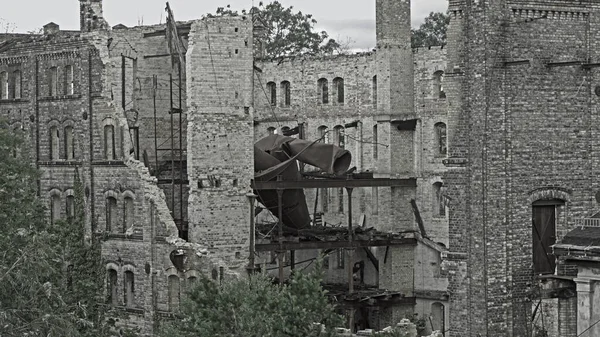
372,75,377,108
532,201,562,274
124,271,135,307
64,126,74,160
433,182,445,217
124,196,134,232
104,125,116,160
318,78,329,104
333,77,344,104
50,194,61,224
433,71,445,99
107,269,118,306
266,81,276,106
280,81,291,107
12,70,21,99
435,123,447,156
0,72,7,99
168,275,180,311
49,67,58,97
106,196,117,231
49,126,60,160
65,65,74,95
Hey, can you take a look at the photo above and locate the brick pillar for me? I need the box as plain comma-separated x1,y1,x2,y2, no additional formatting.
186,16,254,268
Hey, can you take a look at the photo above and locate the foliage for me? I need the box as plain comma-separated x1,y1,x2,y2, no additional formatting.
210,2,343,58
0,123,112,336
159,265,344,337
411,12,450,48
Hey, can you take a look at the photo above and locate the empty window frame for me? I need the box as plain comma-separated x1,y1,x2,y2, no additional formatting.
317,78,329,104
106,196,117,231
532,200,563,275
124,270,135,307
66,195,75,221
64,65,74,95
49,126,60,160
433,71,445,99
64,126,74,160
372,75,377,108
332,77,344,104
373,124,378,160
318,125,329,143
280,80,291,107
12,70,21,99
267,126,276,135
435,122,447,156
433,182,445,217
431,302,445,334
50,194,61,225
123,196,134,232
168,275,180,311
0,71,7,99
48,67,58,97
107,269,118,306
266,81,276,106
104,125,116,160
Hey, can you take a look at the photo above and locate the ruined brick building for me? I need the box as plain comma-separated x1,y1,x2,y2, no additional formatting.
4,0,600,336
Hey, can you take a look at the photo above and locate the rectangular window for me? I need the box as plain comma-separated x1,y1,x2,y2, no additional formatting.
48,67,58,97
64,65,74,95
532,204,558,274
0,72,7,99
129,127,139,160
124,271,135,307
64,126,74,160
104,125,116,160
12,70,21,99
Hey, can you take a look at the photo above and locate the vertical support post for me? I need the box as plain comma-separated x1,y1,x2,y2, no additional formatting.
169,72,175,215
121,54,126,111
247,193,257,275
178,62,184,237
153,75,158,171
276,175,284,284
346,186,355,332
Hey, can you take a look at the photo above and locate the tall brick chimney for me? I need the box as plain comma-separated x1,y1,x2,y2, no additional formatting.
80,0,110,32
375,0,414,119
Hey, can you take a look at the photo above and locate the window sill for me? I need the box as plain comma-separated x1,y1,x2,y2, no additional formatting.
38,94,82,101
101,232,144,241
39,160,83,166
0,98,28,104
92,160,126,166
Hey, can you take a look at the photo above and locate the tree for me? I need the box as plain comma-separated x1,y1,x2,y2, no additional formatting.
211,2,343,58
159,266,344,337
411,12,450,48
0,123,114,336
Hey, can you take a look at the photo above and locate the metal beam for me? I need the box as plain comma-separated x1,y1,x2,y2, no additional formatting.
255,238,416,251
252,178,416,190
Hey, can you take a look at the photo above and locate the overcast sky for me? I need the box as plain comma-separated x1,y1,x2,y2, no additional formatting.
3,0,448,50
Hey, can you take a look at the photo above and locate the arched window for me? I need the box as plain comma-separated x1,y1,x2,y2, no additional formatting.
373,124,378,160
187,276,198,289
372,75,377,108
50,194,61,225
64,126,74,160
12,70,21,99
435,122,447,156
267,126,276,135
168,275,180,311
106,196,117,231
433,182,445,217
266,81,276,106
104,125,115,160
317,125,329,143
280,81,291,107
433,71,445,99
66,195,75,221
124,270,135,307
0,72,7,99
48,67,58,97
64,65,74,95
123,196,134,232
317,78,328,104
49,126,60,160
431,302,445,334
107,269,118,306
332,77,344,104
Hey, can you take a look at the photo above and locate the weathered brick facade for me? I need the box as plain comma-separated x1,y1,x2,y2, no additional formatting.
18,0,600,335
